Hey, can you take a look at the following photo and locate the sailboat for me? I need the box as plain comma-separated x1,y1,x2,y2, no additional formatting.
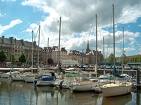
71,71,100,92
120,27,132,80
34,25,57,86
23,30,36,83
100,4,132,97
71,14,101,92
23,28,42,83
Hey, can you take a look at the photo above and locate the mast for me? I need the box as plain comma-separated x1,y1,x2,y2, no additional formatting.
32,30,34,68
86,40,90,53
81,49,84,67
37,25,40,69
48,37,49,47
103,37,105,75
95,14,98,77
122,27,124,74
112,4,116,70
58,17,61,71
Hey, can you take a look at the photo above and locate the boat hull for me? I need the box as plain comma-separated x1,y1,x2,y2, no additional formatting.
11,75,24,81
24,76,35,83
72,84,92,92
101,83,132,97
36,80,55,86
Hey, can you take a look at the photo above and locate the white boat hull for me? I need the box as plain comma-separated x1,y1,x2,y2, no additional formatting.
101,83,132,97
72,84,93,92
36,80,55,86
71,81,100,92
0,73,10,78
11,75,24,81
24,76,35,83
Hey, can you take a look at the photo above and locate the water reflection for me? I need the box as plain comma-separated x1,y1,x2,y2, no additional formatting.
136,89,141,105
34,87,57,105
102,94,132,105
0,80,140,105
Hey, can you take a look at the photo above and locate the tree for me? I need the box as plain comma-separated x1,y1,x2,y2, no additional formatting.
11,54,15,63
0,50,7,62
108,53,115,64
19,53,26,63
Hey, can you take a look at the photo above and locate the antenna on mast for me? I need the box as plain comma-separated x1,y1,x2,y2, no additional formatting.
37,25,40,69
47,37,49,47
95,14,98,77
122,27,124,74
31,30,34,68
112,4,116,72
58,17,61,72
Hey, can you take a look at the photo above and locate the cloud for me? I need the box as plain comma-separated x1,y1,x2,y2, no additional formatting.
28,23,139,56
22,0,141,32
25,23,38,33
0,19,23,34
118,5,141,24
22,0,141,56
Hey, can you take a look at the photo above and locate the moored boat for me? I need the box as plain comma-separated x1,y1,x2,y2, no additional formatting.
101,82,132,97
35,72,56,86
55,68,80,89
11,71,24,81
71,80,94,92
71,71,101,92
23,73,37,83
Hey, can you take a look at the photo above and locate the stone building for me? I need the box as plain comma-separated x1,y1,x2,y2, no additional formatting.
0,36,103,67
68,50,89,65
42,46,68,65
0,36,39,65
86,50,103,65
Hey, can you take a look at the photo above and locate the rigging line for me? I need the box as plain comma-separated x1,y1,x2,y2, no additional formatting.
39,26,47,45
89,23,94,36
34,27,39,42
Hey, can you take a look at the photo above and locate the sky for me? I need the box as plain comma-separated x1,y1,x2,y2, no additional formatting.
0,0,141,57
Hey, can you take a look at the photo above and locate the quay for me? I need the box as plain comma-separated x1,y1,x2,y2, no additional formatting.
0,68,38,73
0,67,139,78
0,67,138,75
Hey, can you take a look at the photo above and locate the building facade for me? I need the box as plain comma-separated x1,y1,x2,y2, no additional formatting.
0,36,39,65
0,36,103,67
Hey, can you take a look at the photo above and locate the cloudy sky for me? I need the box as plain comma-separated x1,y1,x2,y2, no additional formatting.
0,0,141,57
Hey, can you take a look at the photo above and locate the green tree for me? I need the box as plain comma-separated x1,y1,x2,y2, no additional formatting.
108,53,115,64
19,53,26,63
0,50,7,62
139,55,141,62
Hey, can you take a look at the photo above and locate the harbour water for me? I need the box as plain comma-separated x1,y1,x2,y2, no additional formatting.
0,79,140,105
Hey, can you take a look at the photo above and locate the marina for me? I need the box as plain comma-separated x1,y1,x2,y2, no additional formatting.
1,0,141,105
0,79,140,105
